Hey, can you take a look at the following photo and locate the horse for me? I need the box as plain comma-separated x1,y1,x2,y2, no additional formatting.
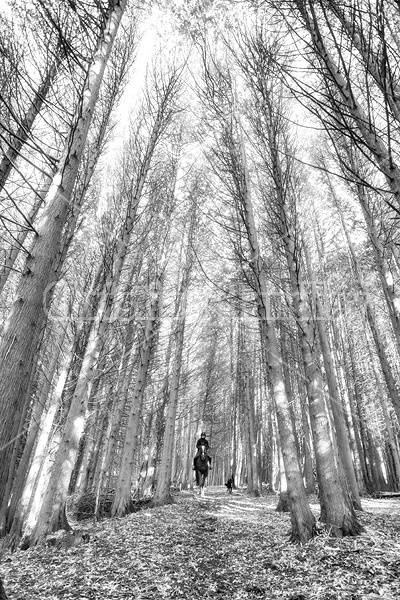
194,444,209,497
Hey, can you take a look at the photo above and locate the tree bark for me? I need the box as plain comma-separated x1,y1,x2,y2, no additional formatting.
244,355,260,496
0,0,127,508
13,348,72,546
1,324,67,536
293,0,400,205
112,274,163,516
0,179,51,295
150,266,190,507
335,191,400,423
0,53,62,192
237,137,316,542
305,245,361,509
285,235,359,535
341,146,400,349
325,1,400,125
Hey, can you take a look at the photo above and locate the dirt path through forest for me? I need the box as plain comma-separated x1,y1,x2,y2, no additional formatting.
1,487,400,600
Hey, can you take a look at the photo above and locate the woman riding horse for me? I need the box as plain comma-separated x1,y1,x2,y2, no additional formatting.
192,432,212,470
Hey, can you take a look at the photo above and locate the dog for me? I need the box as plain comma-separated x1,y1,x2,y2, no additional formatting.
225,476,234,494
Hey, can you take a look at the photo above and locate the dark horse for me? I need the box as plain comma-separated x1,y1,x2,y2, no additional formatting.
194,444,208,496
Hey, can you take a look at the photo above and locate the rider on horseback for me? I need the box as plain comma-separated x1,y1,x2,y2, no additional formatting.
192,431,212,470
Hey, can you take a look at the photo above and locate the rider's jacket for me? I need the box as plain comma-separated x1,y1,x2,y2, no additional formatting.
196,438,210,452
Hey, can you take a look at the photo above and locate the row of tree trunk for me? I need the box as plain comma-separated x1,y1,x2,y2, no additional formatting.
0,0,399,551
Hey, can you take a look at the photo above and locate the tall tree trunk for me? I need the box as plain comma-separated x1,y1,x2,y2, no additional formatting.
0,53,63,192
0,179,51,294
325,1,400,125
251,65,359,533
150,277,189,507
300,392,315,494
334,331,367,494
342,146,400,349
305,246,361,509
0,0,127,507
365,327,400,489
293,0,400,206
11,348,72,547
112,274,163,516
21,64,180,543
200,49,315,541
335,192,400,423
280,322,300,456
150,205,195,508
25,295,112,544
241,363,252,492
94,320,138,507
230,307,238,483
237,139,316,542
244,356,260,497
285,235,359,535
74,380,110,496
275,435,289,512
347,331,375,492
1,324,67,536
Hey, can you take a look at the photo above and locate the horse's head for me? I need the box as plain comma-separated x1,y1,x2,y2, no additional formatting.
194,445,208,493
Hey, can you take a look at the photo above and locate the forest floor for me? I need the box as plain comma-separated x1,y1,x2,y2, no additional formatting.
1,487,400,600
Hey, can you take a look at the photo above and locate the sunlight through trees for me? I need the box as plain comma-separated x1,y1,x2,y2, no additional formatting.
0,0,400,551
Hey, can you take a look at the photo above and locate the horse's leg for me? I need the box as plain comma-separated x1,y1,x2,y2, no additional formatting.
201,473,207,496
